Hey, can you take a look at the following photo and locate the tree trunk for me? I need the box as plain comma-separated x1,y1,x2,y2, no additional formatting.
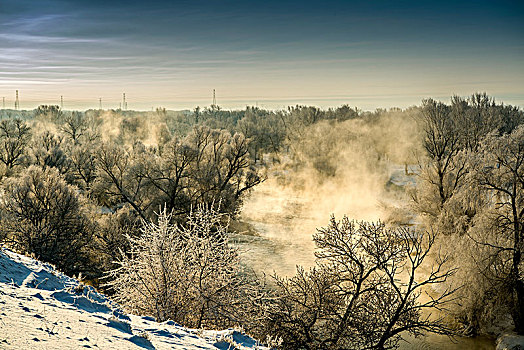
514,279,524,334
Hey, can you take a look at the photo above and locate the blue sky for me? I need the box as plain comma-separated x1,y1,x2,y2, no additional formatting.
0,0,523,110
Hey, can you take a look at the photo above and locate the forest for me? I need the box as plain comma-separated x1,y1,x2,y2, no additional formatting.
0,92,522,349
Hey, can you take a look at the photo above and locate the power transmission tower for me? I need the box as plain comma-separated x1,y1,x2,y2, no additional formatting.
212,89,216,107
122,93,127,111
15,90,19,110
99,98,102,110
60,95,63,110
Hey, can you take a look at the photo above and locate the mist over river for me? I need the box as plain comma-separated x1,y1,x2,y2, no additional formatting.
235,167,496,350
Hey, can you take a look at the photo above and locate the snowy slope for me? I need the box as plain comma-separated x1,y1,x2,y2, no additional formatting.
0,248,268,349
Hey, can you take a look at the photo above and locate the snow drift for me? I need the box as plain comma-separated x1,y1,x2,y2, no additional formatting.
0,248,268,349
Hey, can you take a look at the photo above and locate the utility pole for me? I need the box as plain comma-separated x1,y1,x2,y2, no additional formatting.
122,93,127,111
99,98,102,110
60,95,63,110
2,97,5,109
15,90,19,110
212,89,216,107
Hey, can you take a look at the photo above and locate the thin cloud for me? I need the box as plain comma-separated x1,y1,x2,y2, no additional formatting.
0,33,110,44
1,14,68,31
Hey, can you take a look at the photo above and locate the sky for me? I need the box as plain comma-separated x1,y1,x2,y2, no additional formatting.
0,0,523,111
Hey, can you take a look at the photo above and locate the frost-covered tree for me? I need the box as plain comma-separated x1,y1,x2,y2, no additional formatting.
34,105,61,120
0,118,31,177
458,126,524,334
412,96,524,333
94,126,262,221
0,166,94,275
413,94,523,222
61,112,91,144
107,205,253,328
28,131,71,177
413,98,465,216
68,141,98,193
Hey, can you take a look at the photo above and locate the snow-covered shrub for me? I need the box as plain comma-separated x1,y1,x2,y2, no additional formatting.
107,204,252,329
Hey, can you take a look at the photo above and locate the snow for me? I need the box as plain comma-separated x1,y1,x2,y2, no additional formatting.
387,164,418,188
0,248,268,349
497,334,524,350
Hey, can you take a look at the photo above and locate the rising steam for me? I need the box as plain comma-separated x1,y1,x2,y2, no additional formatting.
240,108,424,275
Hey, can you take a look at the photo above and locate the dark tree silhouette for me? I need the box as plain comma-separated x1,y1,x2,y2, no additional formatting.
263,217,457,350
